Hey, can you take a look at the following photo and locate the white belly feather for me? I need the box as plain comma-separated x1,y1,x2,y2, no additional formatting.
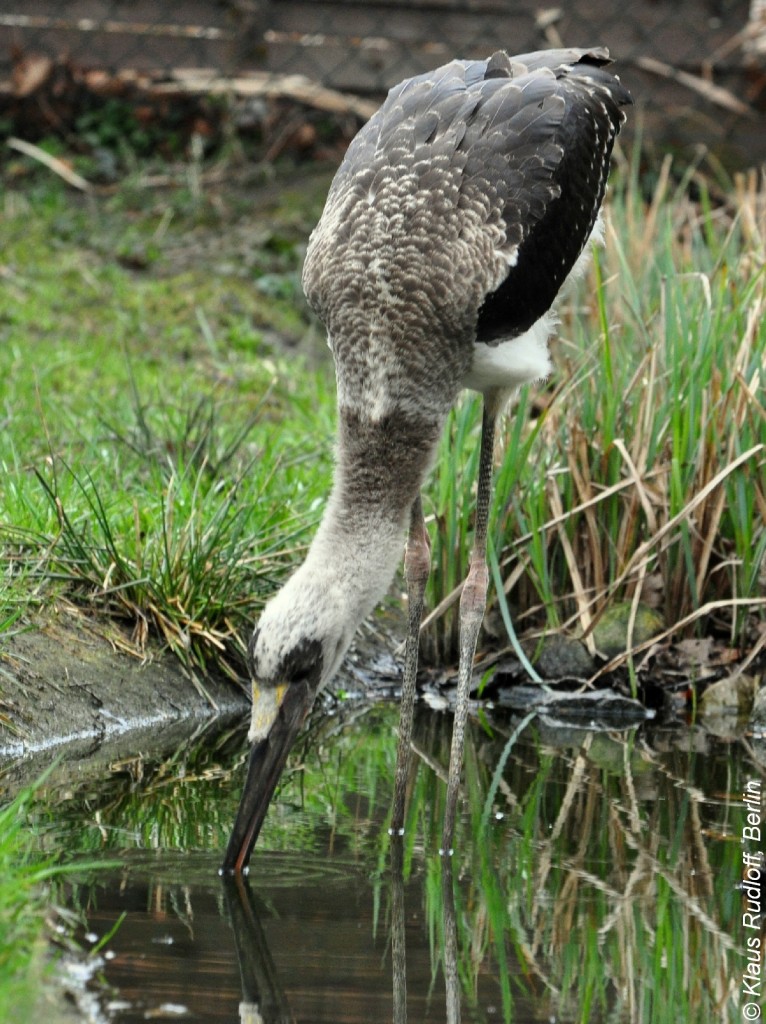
464,214,604,396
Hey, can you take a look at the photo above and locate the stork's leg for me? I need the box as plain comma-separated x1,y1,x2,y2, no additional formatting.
390,494,430,836
441,398,497,855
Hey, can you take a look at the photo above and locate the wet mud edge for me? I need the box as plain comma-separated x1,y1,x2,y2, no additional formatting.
0,609,249,768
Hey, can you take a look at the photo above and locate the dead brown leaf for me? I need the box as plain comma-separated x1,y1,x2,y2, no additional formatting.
12,54,52,97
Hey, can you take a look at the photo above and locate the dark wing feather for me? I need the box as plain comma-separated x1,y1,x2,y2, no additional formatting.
474,57,632,341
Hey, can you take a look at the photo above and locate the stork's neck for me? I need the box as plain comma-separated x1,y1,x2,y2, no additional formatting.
301,407,443,621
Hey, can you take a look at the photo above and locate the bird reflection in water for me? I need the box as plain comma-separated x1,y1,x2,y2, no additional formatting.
222,875,293,1024
222,843,462,1024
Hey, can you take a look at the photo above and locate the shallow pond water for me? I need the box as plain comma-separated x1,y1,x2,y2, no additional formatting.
20,701,766,1023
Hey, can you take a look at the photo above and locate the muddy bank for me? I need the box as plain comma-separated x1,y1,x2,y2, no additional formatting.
0,608,250,765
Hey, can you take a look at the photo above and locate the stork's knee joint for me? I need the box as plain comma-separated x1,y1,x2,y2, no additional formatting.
405,536,431,588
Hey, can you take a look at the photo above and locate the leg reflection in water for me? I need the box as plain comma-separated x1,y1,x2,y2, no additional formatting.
389,836,461,1024
390,837,407,1024
441,857,461,1024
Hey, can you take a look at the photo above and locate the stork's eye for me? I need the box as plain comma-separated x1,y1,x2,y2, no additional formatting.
283,637,324,687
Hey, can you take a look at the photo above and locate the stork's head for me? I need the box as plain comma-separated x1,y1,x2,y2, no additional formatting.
220,571,355,874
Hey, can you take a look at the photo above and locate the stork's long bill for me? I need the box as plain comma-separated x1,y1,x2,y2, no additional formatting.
223,681,313,872
221,46,631,873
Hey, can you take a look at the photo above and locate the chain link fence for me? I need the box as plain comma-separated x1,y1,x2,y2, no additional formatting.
1,0,764,165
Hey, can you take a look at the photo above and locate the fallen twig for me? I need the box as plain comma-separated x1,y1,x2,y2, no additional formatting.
6,136,91,191
635,55,755,116
154,70,378,120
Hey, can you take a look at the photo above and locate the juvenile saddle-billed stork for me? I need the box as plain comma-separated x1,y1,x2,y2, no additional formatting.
222,47,631,873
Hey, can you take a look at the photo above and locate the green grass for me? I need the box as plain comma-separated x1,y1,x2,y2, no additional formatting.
0,769,112,1018
2,144,762,1024
0,171,337,678
0,783,51,1017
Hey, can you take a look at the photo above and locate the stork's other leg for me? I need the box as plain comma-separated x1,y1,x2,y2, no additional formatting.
441,399,498,855
390,494,431,836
